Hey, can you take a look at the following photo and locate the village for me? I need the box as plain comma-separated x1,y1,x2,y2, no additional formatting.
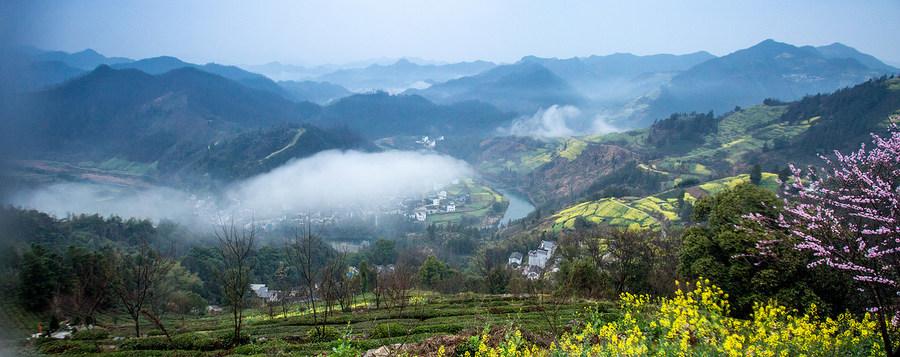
507,240,559,280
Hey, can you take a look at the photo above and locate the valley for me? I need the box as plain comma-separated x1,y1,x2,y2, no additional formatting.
1,6,899,354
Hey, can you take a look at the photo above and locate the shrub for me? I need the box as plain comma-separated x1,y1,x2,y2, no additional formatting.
305,326,340,343
452,280,883,356
70,327,110,340
370,322,407,339
453,335,480,357
171,333,227,351
411,324,464,335
119,336,171,350
37,340,100,354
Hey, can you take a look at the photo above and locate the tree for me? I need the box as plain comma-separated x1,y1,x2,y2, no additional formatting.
272,262,291,316
681,183,849,316
369,239,396,265
287,223,325,336
750,164,762,185
753,127,900,356
112,243,172,338
605,229,654,295
215,221,256,345
18,244,64,312
418,255,451,289
386,263,415,316
62,246,115,325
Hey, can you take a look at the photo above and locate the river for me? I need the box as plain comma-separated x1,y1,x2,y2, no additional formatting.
497,188,536,227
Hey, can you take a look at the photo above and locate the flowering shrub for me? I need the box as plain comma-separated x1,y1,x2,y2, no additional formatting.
747,125,900,354
448,280,881,356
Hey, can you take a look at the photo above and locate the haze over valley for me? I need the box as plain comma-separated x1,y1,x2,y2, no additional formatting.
1,1,899,355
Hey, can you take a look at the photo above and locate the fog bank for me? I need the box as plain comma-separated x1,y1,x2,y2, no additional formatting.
6,150,473,227
499,105,621,139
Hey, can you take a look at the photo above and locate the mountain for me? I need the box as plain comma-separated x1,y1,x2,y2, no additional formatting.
31,48,133,70
409,61,584,114
469,75,899,212
11,66,319,164
642,39,893,123
315,58,496,92
112,56,286,97
314,92,516,139
816,43,898,73
165,125,373,182
21,60,85,91
242,61,342,81
518,52,715,106
278,80,352,104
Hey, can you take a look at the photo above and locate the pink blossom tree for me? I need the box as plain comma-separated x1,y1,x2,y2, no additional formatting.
752,125,900,355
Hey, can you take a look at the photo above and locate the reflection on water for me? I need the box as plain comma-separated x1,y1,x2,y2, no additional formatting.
497,189,536,227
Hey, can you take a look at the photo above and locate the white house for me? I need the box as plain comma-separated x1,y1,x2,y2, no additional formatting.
508,252,523,266
438,191,448,199
250,284,270,299
527,249,550,268
414,209,427,222
446,204,456,212
539,240,557,255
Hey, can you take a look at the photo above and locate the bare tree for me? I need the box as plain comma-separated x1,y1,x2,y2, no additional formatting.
112,242,172,339
286,222,325,336
374,268,388,309
386,263,415,317
215,220,256,345
273,262,291,316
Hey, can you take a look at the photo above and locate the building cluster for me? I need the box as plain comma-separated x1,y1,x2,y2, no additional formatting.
508,240,558,280
415,135,444,149
409,188,470,222
249,283,282,303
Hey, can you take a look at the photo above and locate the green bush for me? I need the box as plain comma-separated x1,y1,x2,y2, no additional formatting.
37,340,100,354
306,326,340,342
71,327,110,340
411,324,464,334
370,322,407,338
119,336,171,350
171,333,227,351
454,335,480,357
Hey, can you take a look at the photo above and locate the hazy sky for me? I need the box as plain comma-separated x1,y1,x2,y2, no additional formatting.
14,0,900,66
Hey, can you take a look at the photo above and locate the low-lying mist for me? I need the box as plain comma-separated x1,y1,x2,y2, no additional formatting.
226,150,471,216
499,104,621,139
6,150,472,229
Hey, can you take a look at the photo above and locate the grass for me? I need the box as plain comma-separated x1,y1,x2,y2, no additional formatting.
23,294,609,356
551,198,661,231
557,138,587,161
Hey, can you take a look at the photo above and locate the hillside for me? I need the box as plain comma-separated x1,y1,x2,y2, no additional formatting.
11,66,319,165
409,61,585,114
314,92,516,139
548,172,780,232
519,52,715,105
468,76,900,217
112,56,287,97
316,58,495,92
642,40,895,123
165,125,372,182
278,80,352,104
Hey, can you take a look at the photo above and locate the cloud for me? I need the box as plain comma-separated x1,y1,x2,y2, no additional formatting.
225,150,472,216
7,182,199,222
499,105,620,139
5,150,473,226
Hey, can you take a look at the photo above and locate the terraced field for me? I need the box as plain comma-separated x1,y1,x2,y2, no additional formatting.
21,294,609,356
549,173,782,232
